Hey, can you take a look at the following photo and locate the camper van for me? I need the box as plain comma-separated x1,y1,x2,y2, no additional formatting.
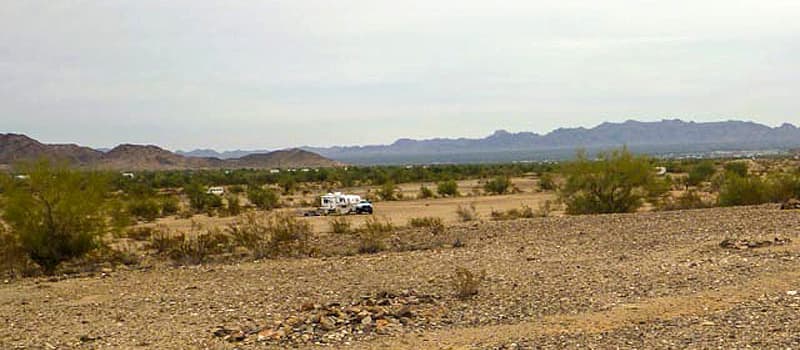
306,192,373,216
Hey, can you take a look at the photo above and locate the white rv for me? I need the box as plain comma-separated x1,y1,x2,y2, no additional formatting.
207,186,225,196
303,192,372,216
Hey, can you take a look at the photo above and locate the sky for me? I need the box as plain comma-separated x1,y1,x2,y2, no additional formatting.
1,1,799,151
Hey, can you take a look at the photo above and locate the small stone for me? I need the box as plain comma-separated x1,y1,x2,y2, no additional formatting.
787,290,798,296
701,321,716,326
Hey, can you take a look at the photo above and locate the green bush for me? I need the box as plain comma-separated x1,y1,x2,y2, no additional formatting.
765,173,800,203
377,181,398,201
538,173,557,191
0,160,109,274
718,174,768,206
225,195,242,216
687,161,716,187
484,176,511,195
724,162,749,177
128,198,160,222
560,148,667,215
490,205,535,221
160,196,180,216
418,185,435,199
437,180,459,197
247,186,279,210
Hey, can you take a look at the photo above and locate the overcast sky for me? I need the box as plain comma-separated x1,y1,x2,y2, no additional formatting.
1,1,798,151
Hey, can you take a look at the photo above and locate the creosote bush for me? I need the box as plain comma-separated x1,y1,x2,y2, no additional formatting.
226,212,313,258
658,190,712,211
418,185,435,199
247,186,279,210
358,216,394,254
408,216,445,235
329,216,353,234
538,173,557,191
452,266,484,299
455,203,478,222
490,205,535,221
437,180,459,197
484,176,511,195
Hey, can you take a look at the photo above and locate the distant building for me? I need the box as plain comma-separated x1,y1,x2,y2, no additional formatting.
270,169,280,174
121,172,135,179
14,174,29,180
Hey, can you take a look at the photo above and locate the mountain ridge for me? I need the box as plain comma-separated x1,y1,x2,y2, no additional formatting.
0,134,340,170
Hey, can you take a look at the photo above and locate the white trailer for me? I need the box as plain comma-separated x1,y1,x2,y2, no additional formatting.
305,192,373,216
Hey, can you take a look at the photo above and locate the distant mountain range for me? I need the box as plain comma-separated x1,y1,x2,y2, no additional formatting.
175,149,272,159
298,119,800,164
0,134,340,170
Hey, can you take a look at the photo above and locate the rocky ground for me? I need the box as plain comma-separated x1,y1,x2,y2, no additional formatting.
1,205,799,349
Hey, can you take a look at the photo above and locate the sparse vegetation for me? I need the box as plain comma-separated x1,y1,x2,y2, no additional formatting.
490,204,536,221
226,212,313,258
408,216,445,234
358,216,394,254
452,266,484,299
687,161,716,187
455,203,478,222
329,216,353,234
377,181,399,201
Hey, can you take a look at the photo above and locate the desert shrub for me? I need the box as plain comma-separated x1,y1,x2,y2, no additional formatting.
148,228,181,255
169,231,216,265
247,186,279,210
718,174,768,206
658,190,712,211
108,199,133,231
377,181,398,201
687,161,716,187
329,216,353,234
227,212,312,258
484,176,511,195
128,198,161,222
537,200,554,217
126,226,155,241
160,196,180,216
560,148,667,215
452,266,484,299
455,203,478,222
263,212,313,257
0,223,37,278
539,173,557,191
490,205,535,221
110,241,141,267
225,195,242,216
437,180,459,197
408,216,445,234
228,185,245,194
358,216,394,254
0,160,109,274
418,185,435,199
765,173,800,202
724,162,749,177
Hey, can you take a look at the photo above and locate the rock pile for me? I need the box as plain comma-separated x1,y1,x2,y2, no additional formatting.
719,237,791,250
781,199,800,210
213,290,441,345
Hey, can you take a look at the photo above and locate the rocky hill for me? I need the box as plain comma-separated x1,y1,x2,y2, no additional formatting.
0,134,340,170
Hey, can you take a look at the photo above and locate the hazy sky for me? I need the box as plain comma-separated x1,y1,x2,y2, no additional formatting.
1,1,798,150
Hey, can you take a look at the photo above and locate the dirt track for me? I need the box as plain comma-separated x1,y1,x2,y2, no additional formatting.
2,206,799,349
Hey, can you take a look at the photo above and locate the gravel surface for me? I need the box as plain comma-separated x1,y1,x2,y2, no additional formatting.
1,205,799,349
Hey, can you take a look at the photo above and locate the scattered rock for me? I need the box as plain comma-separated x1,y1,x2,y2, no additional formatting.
719,237,791,250
780,199,800,210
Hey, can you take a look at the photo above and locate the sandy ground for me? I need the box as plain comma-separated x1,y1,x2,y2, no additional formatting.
2,205,800,349
150,180,556,234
